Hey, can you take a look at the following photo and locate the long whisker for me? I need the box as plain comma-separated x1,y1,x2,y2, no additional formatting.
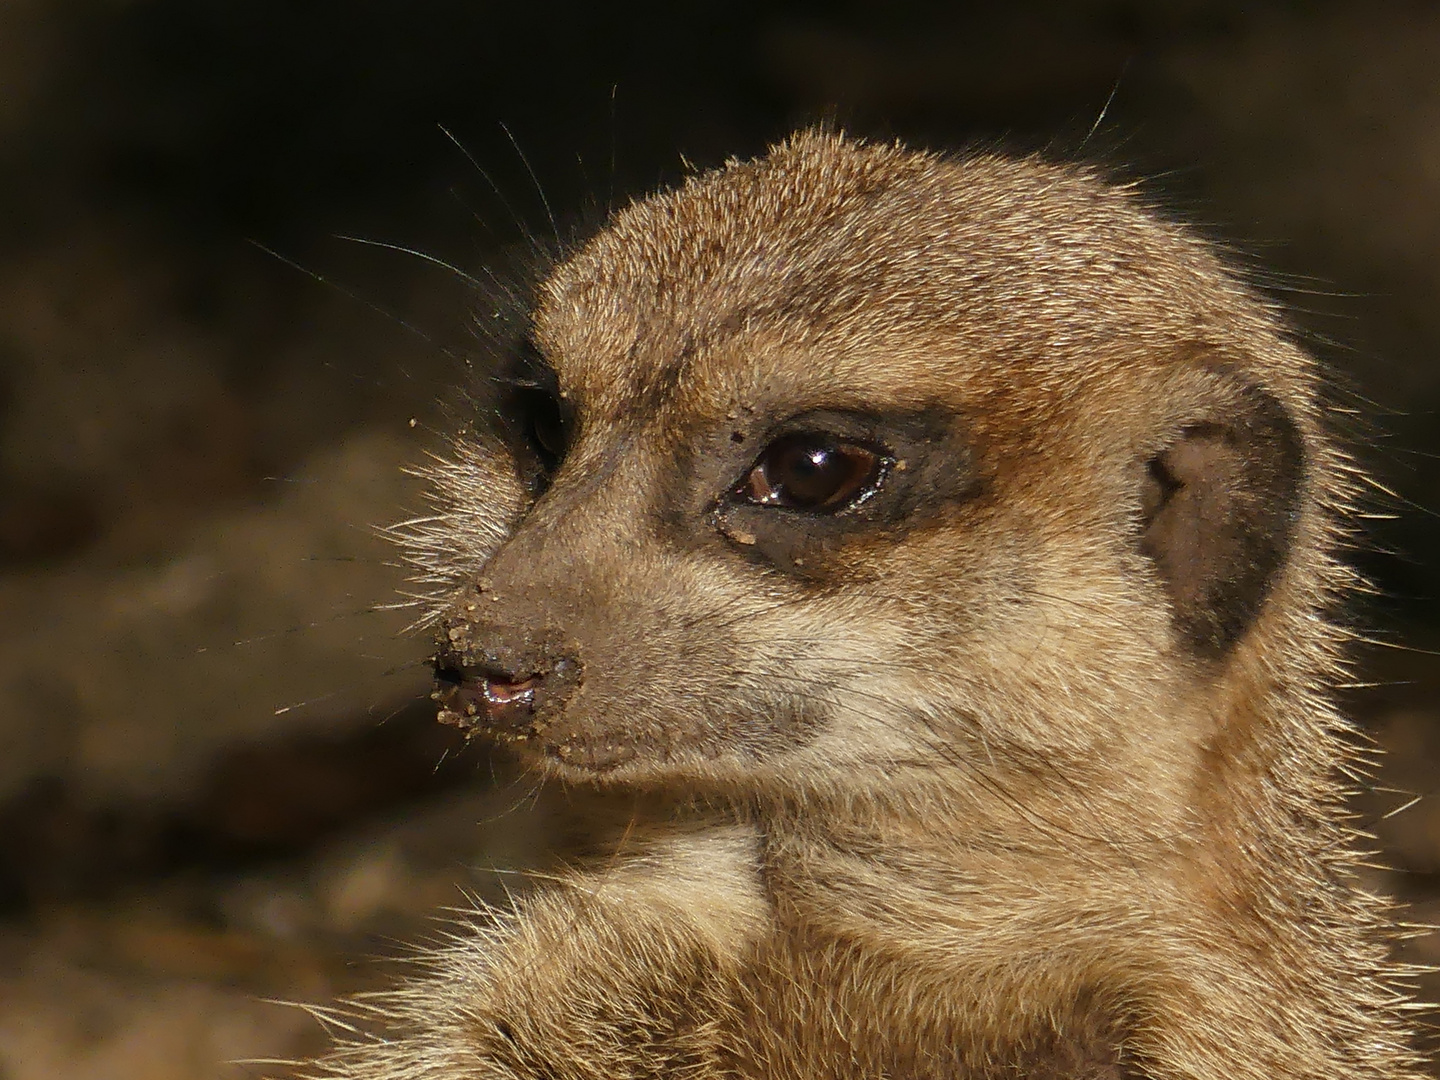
438,122,537,248
499,121,560,248
248,240,464,362
333,234,489,290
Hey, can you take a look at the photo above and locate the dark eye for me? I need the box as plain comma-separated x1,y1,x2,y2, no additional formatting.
736,433,885,512
515,388,568,478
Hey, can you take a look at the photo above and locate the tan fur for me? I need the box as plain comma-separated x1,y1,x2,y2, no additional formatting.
301,131,1426,1079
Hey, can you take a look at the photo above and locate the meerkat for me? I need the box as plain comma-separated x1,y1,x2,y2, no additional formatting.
298,130,1427,1080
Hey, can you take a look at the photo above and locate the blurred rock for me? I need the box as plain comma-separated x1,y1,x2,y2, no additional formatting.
0,428,427,805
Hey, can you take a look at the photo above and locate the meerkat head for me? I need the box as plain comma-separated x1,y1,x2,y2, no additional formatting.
413,131,1331,821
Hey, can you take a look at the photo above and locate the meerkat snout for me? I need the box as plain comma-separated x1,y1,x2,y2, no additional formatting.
433,603,584,741
334,131,1428,1080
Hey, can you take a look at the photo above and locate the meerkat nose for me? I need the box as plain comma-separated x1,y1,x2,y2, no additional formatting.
431,632,582,742
433,666,540,735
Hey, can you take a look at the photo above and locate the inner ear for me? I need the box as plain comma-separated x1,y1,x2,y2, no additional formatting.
1138,383,1305,657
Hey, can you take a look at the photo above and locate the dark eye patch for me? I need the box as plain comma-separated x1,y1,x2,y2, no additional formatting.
703,407,979,581
496,338,571,494
516,386,567,476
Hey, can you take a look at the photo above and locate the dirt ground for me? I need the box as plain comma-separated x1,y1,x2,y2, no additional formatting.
0,3,1437,1076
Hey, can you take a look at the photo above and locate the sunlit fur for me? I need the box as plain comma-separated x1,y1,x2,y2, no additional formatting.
300,132,1426,1079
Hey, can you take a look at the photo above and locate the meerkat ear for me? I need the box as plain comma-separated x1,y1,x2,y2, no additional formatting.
1138,382,1306,656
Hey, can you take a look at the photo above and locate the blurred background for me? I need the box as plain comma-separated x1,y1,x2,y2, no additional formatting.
0,1,1437,1076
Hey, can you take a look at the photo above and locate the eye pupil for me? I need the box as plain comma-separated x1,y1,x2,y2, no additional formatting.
739,434,883,512
776,444,839,503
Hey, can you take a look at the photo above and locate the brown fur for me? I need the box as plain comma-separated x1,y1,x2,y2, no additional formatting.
299,131,1426,1079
